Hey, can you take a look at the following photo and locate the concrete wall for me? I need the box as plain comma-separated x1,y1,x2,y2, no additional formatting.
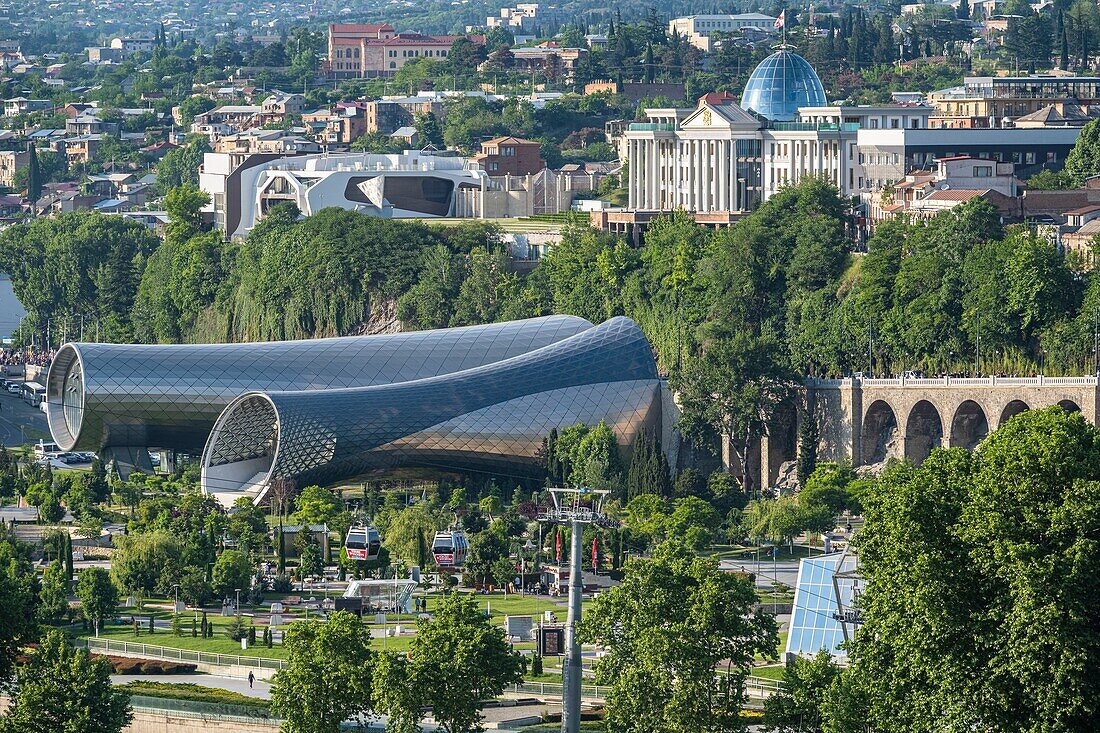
124,709,279,733
0,696,279,733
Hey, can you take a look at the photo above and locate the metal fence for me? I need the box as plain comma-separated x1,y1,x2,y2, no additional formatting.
79,637,287,670
510,675,782,701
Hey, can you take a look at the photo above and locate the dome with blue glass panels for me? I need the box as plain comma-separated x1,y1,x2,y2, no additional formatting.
740,49,827,122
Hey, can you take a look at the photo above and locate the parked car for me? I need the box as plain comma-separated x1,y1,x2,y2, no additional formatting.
6,383,21,394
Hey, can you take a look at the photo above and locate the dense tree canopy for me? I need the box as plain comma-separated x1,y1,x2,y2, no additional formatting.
841,407,1100,732
580,541,777,733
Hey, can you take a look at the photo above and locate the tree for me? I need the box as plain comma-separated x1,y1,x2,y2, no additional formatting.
111,531,182,595
374,593,522,733
0,629,131,733
844,408,1100,732
1064,116,1100,187
270,611,374,733
156,137,211,193
38,561,69,624
414,111,444,149
0,526,36,685
675,334,797,490
799,463,858,516
76,567,118,636
384,504,442,568
763,650,842,733
293,485,343,527
211,549,252,601
64,531,74,580
580,541,777,733
25,143,41,206
464,530,508,586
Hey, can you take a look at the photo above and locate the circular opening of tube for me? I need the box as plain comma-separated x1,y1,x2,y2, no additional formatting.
45,344,85,451
201,393,280,507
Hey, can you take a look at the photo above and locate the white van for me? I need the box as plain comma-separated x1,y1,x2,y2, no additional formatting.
34,440,60,459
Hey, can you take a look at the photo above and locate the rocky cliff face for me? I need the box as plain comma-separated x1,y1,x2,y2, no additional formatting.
345,297,401,336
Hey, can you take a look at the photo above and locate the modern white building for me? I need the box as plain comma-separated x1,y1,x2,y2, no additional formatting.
622,50,1082,219
200,150,488,238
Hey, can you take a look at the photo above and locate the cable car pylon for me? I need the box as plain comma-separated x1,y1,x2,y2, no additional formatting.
537,487,614,733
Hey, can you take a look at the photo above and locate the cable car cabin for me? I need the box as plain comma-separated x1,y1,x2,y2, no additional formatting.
432,530,469,568
345,526,381,562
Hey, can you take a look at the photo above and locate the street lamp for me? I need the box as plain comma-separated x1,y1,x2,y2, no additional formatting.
234,588,241,619
172,583,180,632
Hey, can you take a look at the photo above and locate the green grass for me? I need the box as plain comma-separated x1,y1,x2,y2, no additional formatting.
78,624,291,660
118,681,271,709
751,664,786,680
717,544,823,562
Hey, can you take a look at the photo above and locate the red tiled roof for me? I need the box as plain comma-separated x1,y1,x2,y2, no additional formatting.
922,188,987,202
1066,204,1100,215
699,91,738,105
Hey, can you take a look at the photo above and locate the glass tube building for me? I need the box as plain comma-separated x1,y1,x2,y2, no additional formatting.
44,316,594,472
201,317,664,507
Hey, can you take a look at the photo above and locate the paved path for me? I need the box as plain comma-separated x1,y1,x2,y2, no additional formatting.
719,557,801,589
112,673,272,699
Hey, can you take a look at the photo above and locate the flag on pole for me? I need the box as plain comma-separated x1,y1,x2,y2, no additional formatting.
774,10,785,29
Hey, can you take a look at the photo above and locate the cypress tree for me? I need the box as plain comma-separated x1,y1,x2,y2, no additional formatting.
1061,14,1070,70
654,442,672,499
797,392,819,487
627,431,648,499
276,522,286,573
64,533,73,581
25,143,41,209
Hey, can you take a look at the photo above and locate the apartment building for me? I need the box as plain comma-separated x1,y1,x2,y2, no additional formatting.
326,23,481,78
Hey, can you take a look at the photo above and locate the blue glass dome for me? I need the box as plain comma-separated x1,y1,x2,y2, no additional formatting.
740,50,827,122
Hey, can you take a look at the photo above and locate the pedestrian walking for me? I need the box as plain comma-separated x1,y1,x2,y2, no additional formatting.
248,671,254,689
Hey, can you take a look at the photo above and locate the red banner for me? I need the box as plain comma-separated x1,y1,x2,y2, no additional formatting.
592,536,598,571
555,528,562,563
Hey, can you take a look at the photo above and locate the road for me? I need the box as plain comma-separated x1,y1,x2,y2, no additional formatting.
0,387,49,447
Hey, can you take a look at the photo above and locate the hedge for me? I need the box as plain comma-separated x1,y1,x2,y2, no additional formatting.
117,681,271,709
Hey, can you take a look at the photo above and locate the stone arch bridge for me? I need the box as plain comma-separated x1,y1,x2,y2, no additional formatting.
753,376,1099,487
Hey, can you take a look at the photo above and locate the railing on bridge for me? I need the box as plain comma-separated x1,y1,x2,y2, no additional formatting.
806,376,1099,388
79,637,287,670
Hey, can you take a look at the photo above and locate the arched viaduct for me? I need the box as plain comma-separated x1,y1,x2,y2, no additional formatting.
753,376,1099,487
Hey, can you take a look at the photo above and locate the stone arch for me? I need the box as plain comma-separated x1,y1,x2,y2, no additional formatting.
861,400,899,466
999,400,1030,427
1058,399,1081,414
905,400,943,466
765,401,797,487
949,400,989,450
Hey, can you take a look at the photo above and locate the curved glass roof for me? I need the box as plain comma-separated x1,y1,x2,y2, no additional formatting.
740,50,827,121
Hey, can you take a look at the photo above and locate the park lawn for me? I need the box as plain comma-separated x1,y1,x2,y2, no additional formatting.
750,664,786,681
723,544,823,562
77,623,291,660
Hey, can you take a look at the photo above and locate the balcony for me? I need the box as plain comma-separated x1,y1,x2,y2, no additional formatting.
628,123,676,132
769,121,861,132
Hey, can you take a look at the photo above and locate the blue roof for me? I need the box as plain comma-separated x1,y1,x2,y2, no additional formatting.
740,50,827,121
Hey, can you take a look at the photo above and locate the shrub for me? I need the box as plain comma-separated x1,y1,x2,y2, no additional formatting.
272,574,292,593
